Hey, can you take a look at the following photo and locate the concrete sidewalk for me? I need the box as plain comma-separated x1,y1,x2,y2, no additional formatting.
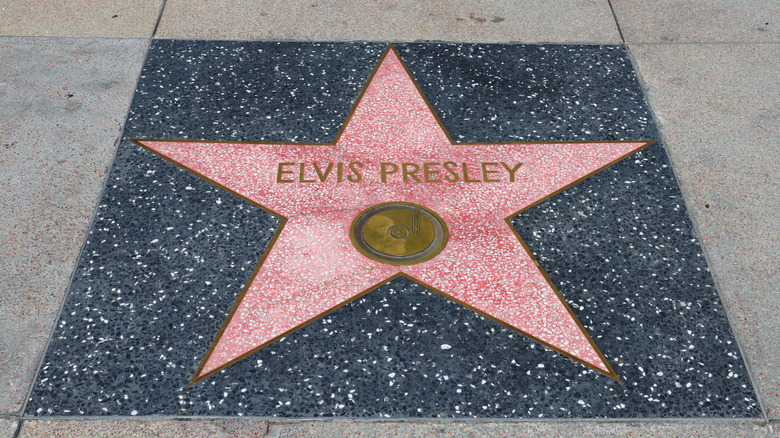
0,1,777,436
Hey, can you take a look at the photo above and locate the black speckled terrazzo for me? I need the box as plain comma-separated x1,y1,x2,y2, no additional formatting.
26,41,760,418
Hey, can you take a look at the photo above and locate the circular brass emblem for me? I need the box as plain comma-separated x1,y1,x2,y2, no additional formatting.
350,202,449,265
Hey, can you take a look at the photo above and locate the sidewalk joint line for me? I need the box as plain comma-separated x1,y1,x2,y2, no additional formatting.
11,419,22,438
0,34,149,40
606,0,626,43
0,35,776,45
149,36,626,45
627,41,780,45
152,0,168,37
13,416,767,423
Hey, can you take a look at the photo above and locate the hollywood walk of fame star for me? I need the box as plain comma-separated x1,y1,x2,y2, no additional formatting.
133,45,653,385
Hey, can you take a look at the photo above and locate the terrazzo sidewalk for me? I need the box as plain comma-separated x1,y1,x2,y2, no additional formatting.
1,1,777,437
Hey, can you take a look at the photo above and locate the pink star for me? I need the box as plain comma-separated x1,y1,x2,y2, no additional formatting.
134,46,651,384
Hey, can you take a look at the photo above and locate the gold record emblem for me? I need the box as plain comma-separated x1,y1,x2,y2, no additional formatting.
350,202,449,265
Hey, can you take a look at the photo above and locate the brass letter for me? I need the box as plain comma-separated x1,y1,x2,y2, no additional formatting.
402,163,422,183
443,162,460,182
381,163,398,183
500,162,523,182
347,162,363,182
313,162,334,182
462,163,479,182
299,163,316,183
277,162,295,183
481,162,500,182
423,163,442,182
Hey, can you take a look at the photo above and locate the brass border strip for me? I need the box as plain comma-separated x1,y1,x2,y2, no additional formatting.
127,43,658,385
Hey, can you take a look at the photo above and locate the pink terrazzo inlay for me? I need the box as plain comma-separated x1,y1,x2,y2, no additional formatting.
137,48,650,382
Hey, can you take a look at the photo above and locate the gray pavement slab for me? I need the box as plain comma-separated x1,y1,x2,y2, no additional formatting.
612,0,778,43
0,0,163,37
629,43,780,419
269,420,770,437
0,420,18,438
18,419,268,437
155,0,621,42
0,37,147,414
